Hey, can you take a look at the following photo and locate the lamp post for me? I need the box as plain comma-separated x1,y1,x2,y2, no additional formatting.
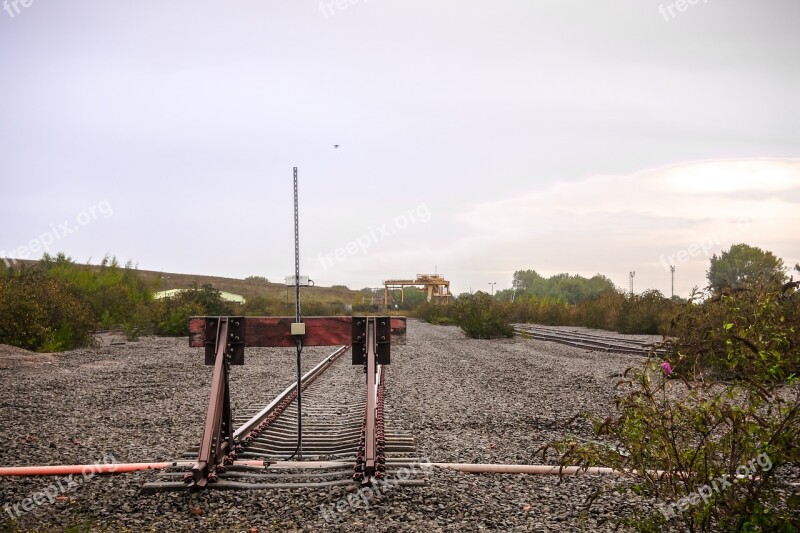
488,282,496,297
161,275,171,320
161,275,170,297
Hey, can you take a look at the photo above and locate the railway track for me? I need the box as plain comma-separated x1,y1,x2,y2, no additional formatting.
514,324,668,356
144,343,425,491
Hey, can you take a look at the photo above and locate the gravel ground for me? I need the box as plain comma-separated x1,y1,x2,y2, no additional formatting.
0,321,692,532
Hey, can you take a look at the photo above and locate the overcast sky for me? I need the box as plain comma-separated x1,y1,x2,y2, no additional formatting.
1,1,799,296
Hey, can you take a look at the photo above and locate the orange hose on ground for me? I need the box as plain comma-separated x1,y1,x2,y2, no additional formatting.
0,460,267,476
0,460,354,477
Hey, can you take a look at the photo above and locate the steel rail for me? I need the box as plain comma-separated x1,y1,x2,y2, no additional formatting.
514,325,667,355
232,345,349,441
516,325,655,349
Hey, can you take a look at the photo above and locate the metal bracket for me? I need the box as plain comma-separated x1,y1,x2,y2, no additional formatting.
352,316,391,365
205,317,245,365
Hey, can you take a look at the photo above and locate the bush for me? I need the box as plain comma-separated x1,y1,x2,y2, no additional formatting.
155,284,233,336
503,289,677,335
451,292,513,339
241,295,280,316
548,282,800,531
412,302,455,325
615,289,675,335
39,253,153,328
671,282,800,381
575,289,624,330
300,300,348,316
0,267,94,351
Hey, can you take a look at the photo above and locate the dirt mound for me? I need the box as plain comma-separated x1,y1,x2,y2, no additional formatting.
0,343,57,367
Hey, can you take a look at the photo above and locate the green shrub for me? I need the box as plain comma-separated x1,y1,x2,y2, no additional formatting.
0,267,94,351
451,292,513,339
575,289,624,330
412,302,455,325
671,281,800,381
300,300,348,316
615,289,675,335
154,284,233,336
120,303,154,341
241,295,280,316
39,253,153,327
156,301,205,336
548,282,800,531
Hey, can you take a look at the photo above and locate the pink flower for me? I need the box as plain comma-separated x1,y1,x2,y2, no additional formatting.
661,361,672,376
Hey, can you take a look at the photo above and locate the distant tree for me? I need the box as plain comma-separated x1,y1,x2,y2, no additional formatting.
513,270,543,292
495,288,515,302
707,244,786,293
401,287,428,307
510,270,615,304
245,275,269,283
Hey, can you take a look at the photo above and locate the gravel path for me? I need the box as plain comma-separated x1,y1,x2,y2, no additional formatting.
1,321,676,531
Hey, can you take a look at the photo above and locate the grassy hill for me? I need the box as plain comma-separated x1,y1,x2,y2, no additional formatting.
137,268,357,303
6,258,359,305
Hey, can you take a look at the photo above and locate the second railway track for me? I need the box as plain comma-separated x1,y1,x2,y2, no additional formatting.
514,324,668,356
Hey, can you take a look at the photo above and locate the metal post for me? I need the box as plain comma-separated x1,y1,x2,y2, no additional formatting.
489,282,496,296
293,167,303,461
629,271,635,295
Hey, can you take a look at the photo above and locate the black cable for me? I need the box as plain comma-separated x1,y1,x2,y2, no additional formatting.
284,339,303,461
